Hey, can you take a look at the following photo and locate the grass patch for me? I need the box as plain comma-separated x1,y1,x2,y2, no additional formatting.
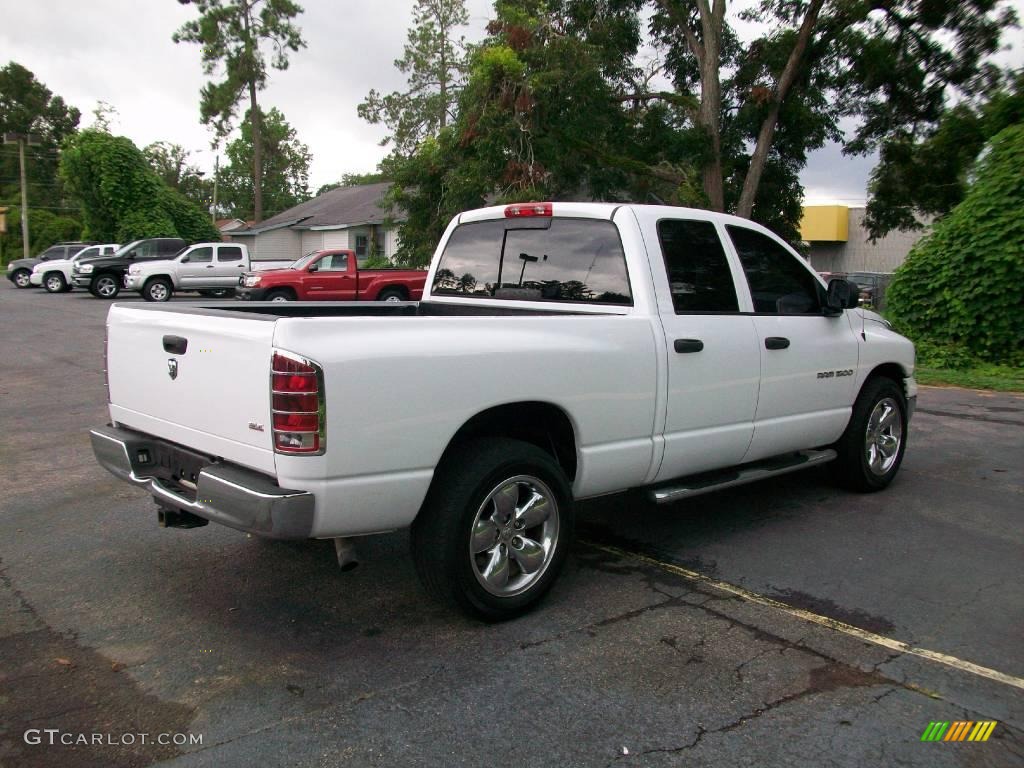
916,364,1024,392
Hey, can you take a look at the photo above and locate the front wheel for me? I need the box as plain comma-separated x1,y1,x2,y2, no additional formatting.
265,289,294,302
90,274,120,299
142,278,172,302
411,438,574,621
11,269,31,288
44,272,68,293
831,377,907,492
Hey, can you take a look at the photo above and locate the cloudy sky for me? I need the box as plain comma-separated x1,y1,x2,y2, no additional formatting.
2,0,1020,206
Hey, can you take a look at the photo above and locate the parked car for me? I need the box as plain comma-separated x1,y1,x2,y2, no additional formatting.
6,242,97,288
72,238,187,298
91,202,916,621
236,249,427,302
122,242,251,302
30,244,120,292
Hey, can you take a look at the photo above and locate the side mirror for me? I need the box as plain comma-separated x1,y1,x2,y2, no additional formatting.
180,255,190,263
308,263,319,272
825,278,858,314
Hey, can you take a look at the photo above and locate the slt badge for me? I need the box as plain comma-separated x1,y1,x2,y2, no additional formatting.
167,358,179,380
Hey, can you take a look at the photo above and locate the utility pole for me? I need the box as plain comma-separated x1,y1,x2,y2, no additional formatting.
212,153,219,223
3,131,43,259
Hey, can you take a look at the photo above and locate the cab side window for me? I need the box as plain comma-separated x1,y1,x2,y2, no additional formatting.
726,226,821,315
657,219,739,312
187,246,214,263
319,253,349,271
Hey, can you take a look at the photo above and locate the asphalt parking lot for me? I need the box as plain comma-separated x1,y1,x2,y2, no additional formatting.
1,283,1022,767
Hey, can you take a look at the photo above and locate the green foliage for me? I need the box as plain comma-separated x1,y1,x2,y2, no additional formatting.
887,124,1024,366
362,255,392,269
219,107,310,219
0,205,82,265
0,61,81,214
144,141,212,210
865,70,1024,239
358,0,469,157
59,130,220,243
315,172,390,197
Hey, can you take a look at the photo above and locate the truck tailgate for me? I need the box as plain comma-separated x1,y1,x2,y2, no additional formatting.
105,304,277,475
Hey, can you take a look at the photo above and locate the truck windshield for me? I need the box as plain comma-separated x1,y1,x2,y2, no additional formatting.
290,251,322,270
432,218,632,305
112,240,145,258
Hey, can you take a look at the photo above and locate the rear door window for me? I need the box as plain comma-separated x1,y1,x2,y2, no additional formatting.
726,226,822,314
218,245,244,262
657,219,738,312
432,218,632,305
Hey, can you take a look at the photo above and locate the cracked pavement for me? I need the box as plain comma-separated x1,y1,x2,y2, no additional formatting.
1,286,1021,767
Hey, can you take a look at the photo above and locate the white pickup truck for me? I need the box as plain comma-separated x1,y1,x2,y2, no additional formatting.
122,242,255,301
91,202,916,620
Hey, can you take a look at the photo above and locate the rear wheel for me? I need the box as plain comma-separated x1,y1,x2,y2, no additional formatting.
377,288,406,302
266,289,294,302
411,438,574,621
831,377,907,492
11,269,31,288
143,277,172,302
44,272,67,293
90,273,120,299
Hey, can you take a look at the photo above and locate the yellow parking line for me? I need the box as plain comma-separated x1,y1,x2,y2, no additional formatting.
584,541,1024,692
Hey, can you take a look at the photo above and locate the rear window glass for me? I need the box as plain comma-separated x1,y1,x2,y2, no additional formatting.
432,218,632,305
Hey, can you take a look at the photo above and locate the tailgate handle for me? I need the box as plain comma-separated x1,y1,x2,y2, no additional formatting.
163,335,188,355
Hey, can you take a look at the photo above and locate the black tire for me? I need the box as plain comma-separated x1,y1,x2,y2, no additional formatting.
11,269,31,289
90,273,120,299
43,272,67,293
411,438,574,622
831,377,908,492
377,287,407,302
266,289,294,302
142,277,173,302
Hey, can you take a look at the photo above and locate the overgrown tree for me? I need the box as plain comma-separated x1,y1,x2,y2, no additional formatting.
0,61,81,214
60,129,220,242
315,171,390,197
173,0,305,223
864,69,1024,238
218,107,311,219
144,141,212,211
886,124,1024,366
359,0,470,157
648,0,1015,221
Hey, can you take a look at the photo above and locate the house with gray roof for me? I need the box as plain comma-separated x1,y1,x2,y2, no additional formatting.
229,182,401,264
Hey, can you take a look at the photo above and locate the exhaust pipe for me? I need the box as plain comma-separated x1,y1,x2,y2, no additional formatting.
333,537,359,572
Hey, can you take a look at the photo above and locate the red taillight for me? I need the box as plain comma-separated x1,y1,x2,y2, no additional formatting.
504,202,552,218
271,351,324,454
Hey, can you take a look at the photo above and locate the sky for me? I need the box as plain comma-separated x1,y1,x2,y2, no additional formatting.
1,0,1020,207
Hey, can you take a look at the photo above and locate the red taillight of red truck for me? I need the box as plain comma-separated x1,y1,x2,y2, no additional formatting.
271,350,325,454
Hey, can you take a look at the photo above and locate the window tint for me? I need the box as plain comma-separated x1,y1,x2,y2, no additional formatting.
218,245,244,262
318,252,348,271
657,219,738,312
134,241,159,259
726,226,821,314
432,218,632,305
67,244,88,256
159,240,185,256
41,246,65,260
187,246,213,263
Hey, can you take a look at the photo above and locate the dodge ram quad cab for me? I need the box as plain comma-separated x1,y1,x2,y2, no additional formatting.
91,203,916,620
235,248,427,302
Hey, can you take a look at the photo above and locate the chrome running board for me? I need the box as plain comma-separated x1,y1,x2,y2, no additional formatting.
649,449,837,504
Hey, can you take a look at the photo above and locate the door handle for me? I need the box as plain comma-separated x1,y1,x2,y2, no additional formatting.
765,337,790,350
206,265,215,268
674,338,704,353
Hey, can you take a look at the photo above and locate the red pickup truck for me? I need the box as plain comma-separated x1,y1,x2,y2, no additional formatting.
237,249,427,302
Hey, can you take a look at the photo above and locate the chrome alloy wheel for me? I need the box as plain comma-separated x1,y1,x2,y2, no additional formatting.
95,276,117,297
46,274,64,291
470,475,559,597
384,294,402,303
865,397,902,476
148,282,169,301
13,270,30,287
270,294,291,302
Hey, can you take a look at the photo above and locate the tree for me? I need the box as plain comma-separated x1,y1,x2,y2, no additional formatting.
647,0,1015,221
0,61,81,213
886,124,1024,367
174,0,305,223
218,107,311,219
864,69,1024,238
60,129,221,242
144,141,212,211
358,0,470,157
315,171,390,197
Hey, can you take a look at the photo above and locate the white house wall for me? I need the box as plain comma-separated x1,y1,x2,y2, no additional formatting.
249,229,300,263
300,230,324,255
322,230,350,250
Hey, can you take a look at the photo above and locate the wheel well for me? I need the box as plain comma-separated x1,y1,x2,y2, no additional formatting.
145,275,172,285
864,363,908,397
268,286,297,299
441,402,578,481
378,285,408,299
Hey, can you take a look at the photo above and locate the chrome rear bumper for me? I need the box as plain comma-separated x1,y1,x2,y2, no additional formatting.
90,424,314,539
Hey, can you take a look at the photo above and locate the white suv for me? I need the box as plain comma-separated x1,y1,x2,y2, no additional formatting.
30,244,120,293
